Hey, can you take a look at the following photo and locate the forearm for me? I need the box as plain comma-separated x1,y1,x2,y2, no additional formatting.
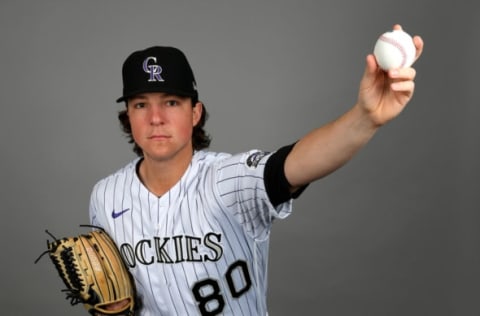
284,104,379,188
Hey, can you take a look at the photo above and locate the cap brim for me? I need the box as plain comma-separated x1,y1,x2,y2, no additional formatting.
116,87,197,103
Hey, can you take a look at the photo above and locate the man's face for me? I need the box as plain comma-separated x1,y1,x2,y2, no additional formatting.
127,92,202,163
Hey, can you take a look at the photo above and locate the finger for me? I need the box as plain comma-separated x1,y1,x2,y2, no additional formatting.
389,67,416,81
413,35,424,60
391,80,415,92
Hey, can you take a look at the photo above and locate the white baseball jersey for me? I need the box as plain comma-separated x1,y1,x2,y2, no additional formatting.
89,149,294,316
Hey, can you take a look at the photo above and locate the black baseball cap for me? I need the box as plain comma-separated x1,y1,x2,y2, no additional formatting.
116,46,198,103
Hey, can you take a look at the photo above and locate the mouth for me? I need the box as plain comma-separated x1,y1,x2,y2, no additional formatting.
148,134,170,140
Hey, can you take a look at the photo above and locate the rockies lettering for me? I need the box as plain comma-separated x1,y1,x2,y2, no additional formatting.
120,232,223,267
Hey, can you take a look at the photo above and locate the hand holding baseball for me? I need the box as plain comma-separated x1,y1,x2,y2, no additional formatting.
372,25,423,72
357,24,424,127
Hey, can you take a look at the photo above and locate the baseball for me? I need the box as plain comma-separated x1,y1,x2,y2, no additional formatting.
373,29,416,71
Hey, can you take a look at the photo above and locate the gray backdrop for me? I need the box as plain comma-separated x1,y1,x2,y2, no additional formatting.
1,1,478,315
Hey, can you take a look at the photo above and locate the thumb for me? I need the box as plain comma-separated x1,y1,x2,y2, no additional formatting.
365,54,380,77
360,54,381,90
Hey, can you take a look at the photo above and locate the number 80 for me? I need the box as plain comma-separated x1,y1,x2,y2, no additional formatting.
192,260,252,315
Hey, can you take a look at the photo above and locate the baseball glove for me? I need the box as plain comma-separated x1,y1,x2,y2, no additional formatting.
35,226,136,315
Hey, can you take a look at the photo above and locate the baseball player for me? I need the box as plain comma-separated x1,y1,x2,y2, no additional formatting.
89,25,423,315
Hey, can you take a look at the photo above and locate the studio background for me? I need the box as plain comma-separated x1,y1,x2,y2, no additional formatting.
1,1,478,315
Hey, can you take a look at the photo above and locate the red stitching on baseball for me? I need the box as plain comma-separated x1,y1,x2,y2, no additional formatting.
380,34,407,67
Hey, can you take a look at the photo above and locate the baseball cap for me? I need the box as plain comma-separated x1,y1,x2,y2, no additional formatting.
116,46,198,103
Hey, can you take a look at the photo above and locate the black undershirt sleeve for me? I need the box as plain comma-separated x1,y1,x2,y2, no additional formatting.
264,143,309,207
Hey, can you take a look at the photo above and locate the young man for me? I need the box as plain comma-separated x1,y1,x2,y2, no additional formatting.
90,25,424,315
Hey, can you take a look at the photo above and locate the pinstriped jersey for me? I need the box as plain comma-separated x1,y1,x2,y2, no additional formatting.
89,149,293,316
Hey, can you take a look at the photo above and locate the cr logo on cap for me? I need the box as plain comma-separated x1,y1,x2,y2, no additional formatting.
143,56,164,82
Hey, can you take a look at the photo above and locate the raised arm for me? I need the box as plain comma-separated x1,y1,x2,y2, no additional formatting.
284,25,424,191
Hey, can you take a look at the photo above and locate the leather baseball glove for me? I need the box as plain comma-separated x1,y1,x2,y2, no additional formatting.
36,226,136,315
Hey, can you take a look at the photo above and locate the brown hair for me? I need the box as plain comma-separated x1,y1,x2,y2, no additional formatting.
118,98,211,156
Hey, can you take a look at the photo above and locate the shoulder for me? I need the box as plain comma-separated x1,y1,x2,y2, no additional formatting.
193,150,231,164
193,149,272,169
91,158,140,192
194,150,273,187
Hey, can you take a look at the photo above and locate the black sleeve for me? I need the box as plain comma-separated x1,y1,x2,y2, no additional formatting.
264,143,308,207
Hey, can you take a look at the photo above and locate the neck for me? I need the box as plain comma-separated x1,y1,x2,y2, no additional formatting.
137,151,193,197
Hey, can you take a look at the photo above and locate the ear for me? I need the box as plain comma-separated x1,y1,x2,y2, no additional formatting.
192,101,203,127
125,101,130,115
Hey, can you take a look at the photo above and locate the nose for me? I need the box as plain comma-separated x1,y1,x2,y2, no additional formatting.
149,104,166,126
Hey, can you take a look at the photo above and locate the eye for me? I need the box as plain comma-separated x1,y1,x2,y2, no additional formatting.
133,102,146,109
166,100,179,107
